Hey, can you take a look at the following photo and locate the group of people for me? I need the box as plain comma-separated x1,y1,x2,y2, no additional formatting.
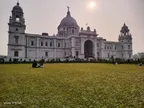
114,62,143,66
32,59,44,68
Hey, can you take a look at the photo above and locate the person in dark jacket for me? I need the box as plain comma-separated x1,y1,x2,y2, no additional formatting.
32,60,37,68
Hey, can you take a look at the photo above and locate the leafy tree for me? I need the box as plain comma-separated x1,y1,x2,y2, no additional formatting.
133,52,144,60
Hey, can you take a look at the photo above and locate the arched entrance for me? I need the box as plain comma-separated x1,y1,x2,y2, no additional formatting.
84,40,94,58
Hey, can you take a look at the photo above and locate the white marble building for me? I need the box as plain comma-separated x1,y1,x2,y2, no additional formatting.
8,2,133,61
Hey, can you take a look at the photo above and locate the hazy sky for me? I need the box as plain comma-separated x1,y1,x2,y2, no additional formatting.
0,0,144,55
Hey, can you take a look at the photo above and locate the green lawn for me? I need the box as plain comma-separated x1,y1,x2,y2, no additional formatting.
0,63,144,108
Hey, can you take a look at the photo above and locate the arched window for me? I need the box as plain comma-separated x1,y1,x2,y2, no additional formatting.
45,52,48,57
76,51,79,56
15,36,19,43
50,42,52,47
16,15,20,22
16,15,20,21
45,42,48,46
65,42,67,47
97,52,100,57
121,45,123,50
41,42,43,46
14,51,19,57
72,29,74,34
58,43,60,47
105,45,106,49
31,41,34,46
128,45,130,50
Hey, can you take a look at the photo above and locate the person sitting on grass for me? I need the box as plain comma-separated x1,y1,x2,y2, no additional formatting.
32,60,37,68
138,62,143,66
115,62,118,65
37,59,44,68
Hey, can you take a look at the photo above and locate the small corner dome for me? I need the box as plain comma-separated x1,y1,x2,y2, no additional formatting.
120,23,130,33
12,2,23,12
58,8,79,30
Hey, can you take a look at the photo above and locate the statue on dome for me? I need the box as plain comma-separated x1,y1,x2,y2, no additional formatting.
67,6,70,11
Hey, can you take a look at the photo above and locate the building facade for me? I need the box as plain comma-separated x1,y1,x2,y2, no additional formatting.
8,2,133,61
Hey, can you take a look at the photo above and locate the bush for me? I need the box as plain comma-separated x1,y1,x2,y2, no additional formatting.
20,59,23,62
13,59,18,63
1,57,143,64
9,58,12,63
0,58,4,63
23,60,26,63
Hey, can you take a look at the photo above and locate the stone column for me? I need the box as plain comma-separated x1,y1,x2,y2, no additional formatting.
25,35,28,58
94,39,97,58
100,40,105,59
36,37,39,60
54,39,57,59
112,43,115,58
63,38,65,58
80,38,85,58
71,37,75,57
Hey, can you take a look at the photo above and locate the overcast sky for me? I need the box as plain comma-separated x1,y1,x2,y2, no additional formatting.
0,0,144,55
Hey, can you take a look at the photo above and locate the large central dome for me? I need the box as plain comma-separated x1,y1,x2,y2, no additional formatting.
58,8,79,30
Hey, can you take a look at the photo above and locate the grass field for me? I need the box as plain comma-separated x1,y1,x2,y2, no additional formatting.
0,63,144,108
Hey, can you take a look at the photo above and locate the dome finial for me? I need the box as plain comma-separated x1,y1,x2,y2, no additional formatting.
124,23,126,26
17,0,19,6
67,6,71,17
